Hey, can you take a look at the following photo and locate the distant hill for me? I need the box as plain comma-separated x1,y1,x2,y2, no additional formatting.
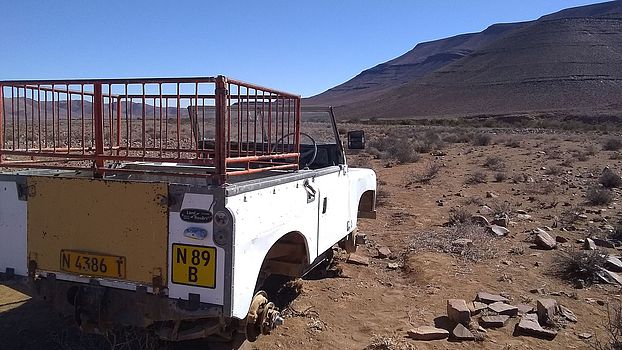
305,1,622,119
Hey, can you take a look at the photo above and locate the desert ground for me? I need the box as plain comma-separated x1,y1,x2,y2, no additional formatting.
1,122,622,350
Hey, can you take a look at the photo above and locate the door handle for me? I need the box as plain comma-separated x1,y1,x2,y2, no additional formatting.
303,180,316,203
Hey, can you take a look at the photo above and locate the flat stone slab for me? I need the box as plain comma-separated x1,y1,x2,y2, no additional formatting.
452,323,475,341
535,230,556,250
407,326,449,341
447,299,471,325
346,253,369,266
537,299,557,324
515,313,557,340
469,301,488,315
490,225,510,237
584,238,597,250
376,247,391,259
606,256,622,272
480,315,510,328
476,291,509,304
516,303,535,315
559,305,577,323
488,302,519,317
600,268,622,285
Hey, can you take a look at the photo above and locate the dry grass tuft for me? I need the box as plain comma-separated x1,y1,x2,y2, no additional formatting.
552,250,607,287
586,186,615,206
465,171,487,185
600,168,622,189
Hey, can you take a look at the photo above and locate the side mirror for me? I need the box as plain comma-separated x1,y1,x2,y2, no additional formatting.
347,130,365,150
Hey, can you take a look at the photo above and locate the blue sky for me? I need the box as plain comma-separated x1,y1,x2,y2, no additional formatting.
0,0,605,97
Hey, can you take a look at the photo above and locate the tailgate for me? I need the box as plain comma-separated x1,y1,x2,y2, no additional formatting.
27,176,168,286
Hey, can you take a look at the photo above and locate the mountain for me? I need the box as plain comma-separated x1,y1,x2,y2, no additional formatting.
306,1,622,119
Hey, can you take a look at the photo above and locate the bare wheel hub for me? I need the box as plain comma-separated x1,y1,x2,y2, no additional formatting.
245,291,284,342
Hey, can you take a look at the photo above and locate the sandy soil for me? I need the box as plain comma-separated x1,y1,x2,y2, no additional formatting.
1,125,621,350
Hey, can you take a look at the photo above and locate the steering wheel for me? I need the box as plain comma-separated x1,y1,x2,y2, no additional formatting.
272,132,318,169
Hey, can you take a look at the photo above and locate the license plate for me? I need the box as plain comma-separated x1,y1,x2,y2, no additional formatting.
60,250,126,279
171,244,216,288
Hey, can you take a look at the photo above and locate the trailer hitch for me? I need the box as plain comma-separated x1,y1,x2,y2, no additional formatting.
245,291,284,342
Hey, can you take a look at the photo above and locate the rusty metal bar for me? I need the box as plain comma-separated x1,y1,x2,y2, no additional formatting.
215,75,228,184
93,83,104,171
0,85,3,159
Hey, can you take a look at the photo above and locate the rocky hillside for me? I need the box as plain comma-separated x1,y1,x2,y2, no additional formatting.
306,1,622,119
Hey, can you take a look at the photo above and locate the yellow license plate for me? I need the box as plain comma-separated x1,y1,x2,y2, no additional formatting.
60,250,126,279
171,244,217,288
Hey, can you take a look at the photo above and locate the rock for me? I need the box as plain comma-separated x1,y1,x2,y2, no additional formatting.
447,299,471,325
355,233,367,245
376,247,391,259
584,238,597,250
515,313,557,340
387,262,399,270
600,268,622,285
578,332,593,339
471,215,490,227
480,315,510,328
517,213,532,220
407,326,449,341
346,253,369,266
492,214,509,227
488,302,519,317
486,191,499,199
480,205,495,215
593,238,616,249
452,238,473,248
558,305,577,323
476,292,510,304
489,225,510,237
530,288,546,295
555,236,568,243
537,299,558,325
606,256,622,272
451,323,475,341
516,209,528,214
517,303,535,315
535,230,557,250
469,301,488,315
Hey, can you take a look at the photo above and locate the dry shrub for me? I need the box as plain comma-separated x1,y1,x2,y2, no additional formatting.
443,131,472,144
370,136,421,163
483,156,505,171
494,172,508,182
525,181,556,195
465,171,487,185
590,301,622,350
490,200,512,217
448,207,471,226
561,206,584,225
586,144,599,156
473,133,493,146
408,223,499,262
552,250,607,287
587,186,615,206
610,152,622,160
609,224,622,241
600,168,622,189
504,138,521,148
545,165,564,176
376,188,390,207
512,173,530,183
413,163,441,184
603,138,622,151
364,335,414,350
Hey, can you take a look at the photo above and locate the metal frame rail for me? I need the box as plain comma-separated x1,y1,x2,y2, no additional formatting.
0,76,301,184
